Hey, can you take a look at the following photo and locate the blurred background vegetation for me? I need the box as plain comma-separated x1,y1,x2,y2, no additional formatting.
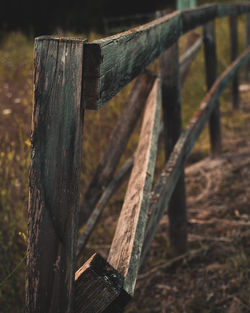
0,0,248,311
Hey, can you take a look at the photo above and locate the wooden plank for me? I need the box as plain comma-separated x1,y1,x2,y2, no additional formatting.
180,34,202,84
229,15,240,109
26,36,86,313
141,47,250,264
82,11,182,109
245,13,250,82
82,3,250,109
75,254,131,313
77,37,200,250
77,157,133,257
203,21,222,155
181,4,218,34
78,70,157,226
107,78,161,295
160,40,187,256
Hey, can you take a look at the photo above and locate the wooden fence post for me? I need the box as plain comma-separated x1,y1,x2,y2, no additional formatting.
229,15,239,109
245,13,250,82
160,42,187,256
26,36,86,313
203,21,222,156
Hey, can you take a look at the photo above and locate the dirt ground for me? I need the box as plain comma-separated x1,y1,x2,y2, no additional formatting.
82,84,250,313
125,85,250,313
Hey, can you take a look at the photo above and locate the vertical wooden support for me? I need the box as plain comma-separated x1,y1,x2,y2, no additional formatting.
229,15,239,109
160,42,187,256
203,21,222,156
26,36,86,313
245,13,250,82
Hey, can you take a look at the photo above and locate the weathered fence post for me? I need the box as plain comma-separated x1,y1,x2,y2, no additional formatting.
160,42,187,256
203,21,222,156
229,15,239,109
245,13,250,82
26,36,86,313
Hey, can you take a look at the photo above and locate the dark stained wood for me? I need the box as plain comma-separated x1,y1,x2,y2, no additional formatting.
74,254,131,313
108,78,161,295
83,11,182,109
26,36,86,313
245,14,250,82
82,3,250,109
160,40,187,256
77,157,134,257
203,21,222,156
78,70,156,227
181,4,217,34
229,15,240,109
141,47,250,264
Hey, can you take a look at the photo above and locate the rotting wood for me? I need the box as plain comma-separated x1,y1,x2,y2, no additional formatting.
26,36,86,313
229,15,239,109
160,39,187,256
74,253,131,313
108,78,161,295
141,47,250,264
78,70,156,226
203,21,222,155
82,3,250,109
77,157,134,257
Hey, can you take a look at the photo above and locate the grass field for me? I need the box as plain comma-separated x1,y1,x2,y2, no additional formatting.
0,13,248,312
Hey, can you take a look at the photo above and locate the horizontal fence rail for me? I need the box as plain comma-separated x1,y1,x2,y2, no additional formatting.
82,3,250,109
26,3,250,313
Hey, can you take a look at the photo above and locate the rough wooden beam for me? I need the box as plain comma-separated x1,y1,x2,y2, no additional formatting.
160,40,187,256
26,36,86,313
245,13,250,82
108,78,161,295
78,70,157,226
229,15,240,109
82,3,250,109
77,157,134,257
82,11,182,109
203,21,222,156
74,254,131,313
141,47,250,264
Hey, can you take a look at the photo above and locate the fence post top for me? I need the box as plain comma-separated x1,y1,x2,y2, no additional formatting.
35,35,87,43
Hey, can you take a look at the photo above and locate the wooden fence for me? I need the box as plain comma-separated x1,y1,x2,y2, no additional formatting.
26,3,250,313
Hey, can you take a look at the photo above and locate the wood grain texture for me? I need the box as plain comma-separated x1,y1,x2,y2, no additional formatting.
77,157,134,257
26,37,86,313
141,47,250,264
83,11,182,109
245,14,250,82
203,21,222,155
82,3,250,109
160,41,187,256
108,78,161,295
229,15,240,109
75,254,130,313
78,70,156,226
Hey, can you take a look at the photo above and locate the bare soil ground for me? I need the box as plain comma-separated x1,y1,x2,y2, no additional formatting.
126,86,250,313
83,85,250,313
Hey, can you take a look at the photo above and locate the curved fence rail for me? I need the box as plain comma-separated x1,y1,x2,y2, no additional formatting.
26,3,250,313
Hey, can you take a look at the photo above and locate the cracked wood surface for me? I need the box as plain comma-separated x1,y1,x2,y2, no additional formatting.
107,78,161,295
82,3,250,109
26,36,85,313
